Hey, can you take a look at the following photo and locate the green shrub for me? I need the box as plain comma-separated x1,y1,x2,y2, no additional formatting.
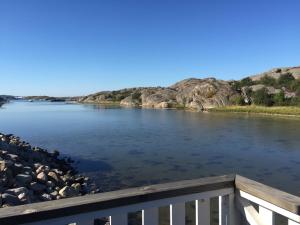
252,88,273,106
289,80,300,92
290,97,300,106
240,77,254,86
261,75,277,86
296,86,300,97
278,73,295,87
231,81,242,90
230,95,245,106
272,91,285,106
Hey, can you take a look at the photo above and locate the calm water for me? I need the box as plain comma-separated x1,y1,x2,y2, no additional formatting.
1,101,300,195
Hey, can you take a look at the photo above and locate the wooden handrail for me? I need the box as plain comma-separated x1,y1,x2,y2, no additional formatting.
2,174,300,224
235,175,300,215
0,174,234,224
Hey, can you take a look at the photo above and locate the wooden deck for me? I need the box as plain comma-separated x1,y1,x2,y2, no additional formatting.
0,174,299,225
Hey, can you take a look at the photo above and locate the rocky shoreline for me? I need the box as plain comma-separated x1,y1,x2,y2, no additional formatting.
0,133,99,207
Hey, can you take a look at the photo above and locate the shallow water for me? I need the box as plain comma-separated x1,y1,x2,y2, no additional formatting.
1,101,300,195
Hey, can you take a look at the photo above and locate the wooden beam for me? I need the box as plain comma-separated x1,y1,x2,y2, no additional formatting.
235,175,300,215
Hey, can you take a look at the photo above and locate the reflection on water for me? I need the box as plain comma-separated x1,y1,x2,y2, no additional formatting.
1,101,300,195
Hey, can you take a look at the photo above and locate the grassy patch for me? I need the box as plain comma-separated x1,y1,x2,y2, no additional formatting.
208,105,300,116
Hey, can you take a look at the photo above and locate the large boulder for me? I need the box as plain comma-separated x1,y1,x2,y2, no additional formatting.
141,88,177,108
171,78,237,110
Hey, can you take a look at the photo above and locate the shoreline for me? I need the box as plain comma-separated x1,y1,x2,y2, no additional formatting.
5,99,300,117
208,106,300,117
77,101,300,117
0,133,99,208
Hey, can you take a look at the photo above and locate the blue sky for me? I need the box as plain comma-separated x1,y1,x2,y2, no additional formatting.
0,0,300,96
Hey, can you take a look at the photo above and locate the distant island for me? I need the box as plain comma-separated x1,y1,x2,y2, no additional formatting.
3,66,300,115
77,66,300,112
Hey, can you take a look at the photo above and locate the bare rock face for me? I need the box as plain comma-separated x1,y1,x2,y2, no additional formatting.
141,88,177,108
79,78,238,110
171,78,236,110
250,66,300,81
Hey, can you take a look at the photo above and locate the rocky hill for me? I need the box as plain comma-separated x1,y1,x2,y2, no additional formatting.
79,66,300,109
250,66,300,81
79,78,239,110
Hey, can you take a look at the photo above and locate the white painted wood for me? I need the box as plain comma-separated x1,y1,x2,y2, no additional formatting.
22,188,233,225
236,196,266,225
142,208,159,225
259,206,273,225
110,214,128,225
219,195,229,225
239,190,300,222
289,219,300,225
170,203,185,225
195,199,210,225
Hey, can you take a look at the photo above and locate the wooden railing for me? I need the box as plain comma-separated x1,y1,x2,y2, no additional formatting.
0,174,300,225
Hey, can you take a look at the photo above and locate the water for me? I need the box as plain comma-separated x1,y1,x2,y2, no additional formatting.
1,101,300,195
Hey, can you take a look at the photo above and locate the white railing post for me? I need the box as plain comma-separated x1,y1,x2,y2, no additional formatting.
109,214,128,225
259,206,274,225
219,195,229,225
170,203,185,225
142,208,159,225
195,199,210,225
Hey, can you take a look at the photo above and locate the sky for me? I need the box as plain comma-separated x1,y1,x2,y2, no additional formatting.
0,0,300,96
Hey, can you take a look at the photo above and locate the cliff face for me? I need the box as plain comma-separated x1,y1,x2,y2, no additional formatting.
79,78,238,110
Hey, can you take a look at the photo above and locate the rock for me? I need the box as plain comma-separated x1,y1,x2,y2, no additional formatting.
40,193,52,201
30,182,46,193
18,192,27,201
2,193,21,206
120,95,141,107
7,154,19,161
71,183,81,193
49,191,58,198
0,132,98,208
12,163,24,175
48,171,60,183
16,174,32,186
36,165,45,174
46,180,55,188
59,186,77,198
0,160,13,171
5,187,28,196
80,78,238,110
37,172,48,183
